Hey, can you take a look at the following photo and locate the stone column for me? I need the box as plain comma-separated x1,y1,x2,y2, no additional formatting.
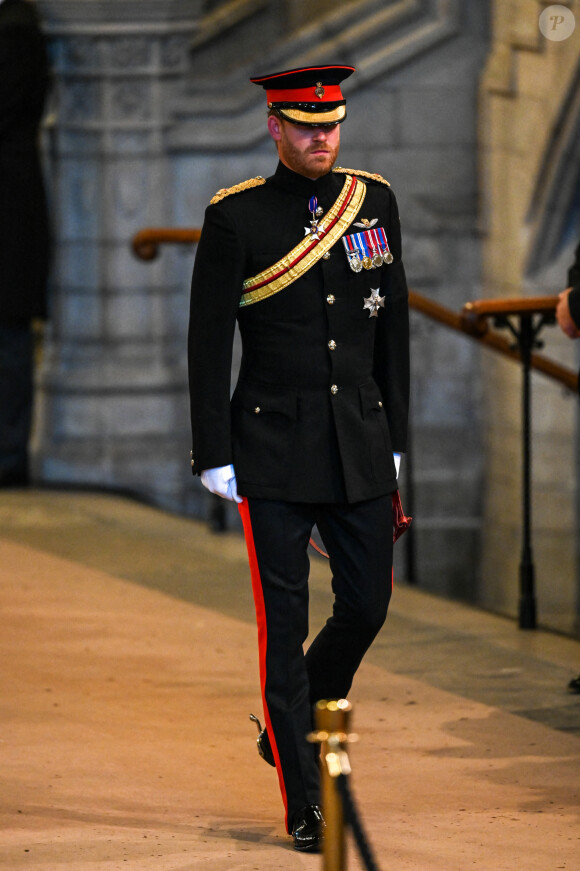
34,0,204,513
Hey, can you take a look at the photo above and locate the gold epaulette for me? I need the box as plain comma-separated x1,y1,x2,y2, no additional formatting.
333,166,390,187
210,176,266,205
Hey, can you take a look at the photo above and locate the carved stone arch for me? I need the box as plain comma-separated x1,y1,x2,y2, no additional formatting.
525,58,580,276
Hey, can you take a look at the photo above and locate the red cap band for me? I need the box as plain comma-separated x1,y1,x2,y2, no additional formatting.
266,84,343,104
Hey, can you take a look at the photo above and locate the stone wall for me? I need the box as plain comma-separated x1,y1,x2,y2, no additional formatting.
478,0,580,632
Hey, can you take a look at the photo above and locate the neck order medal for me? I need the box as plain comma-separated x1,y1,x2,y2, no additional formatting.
305,196,325,240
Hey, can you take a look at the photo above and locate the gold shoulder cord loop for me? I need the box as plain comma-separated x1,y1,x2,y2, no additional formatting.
333,166,390,187
210,176,266,205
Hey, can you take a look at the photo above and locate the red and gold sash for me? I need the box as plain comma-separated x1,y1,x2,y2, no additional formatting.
240,174,366,307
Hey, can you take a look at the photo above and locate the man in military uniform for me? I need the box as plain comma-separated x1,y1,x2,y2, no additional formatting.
556,240,580,347
0,0,50,486
188,65,410,852
555,239,580,693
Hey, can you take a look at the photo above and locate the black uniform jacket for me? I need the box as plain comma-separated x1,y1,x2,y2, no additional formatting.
567,241,580,395
568,242,580,327
188,161,410,503
0,0,50,323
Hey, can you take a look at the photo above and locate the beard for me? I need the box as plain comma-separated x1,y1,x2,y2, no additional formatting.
278,129,340,179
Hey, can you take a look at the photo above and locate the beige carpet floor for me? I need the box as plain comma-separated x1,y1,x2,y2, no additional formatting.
1,492,579,869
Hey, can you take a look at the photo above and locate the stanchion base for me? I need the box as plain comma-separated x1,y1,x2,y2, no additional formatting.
518,596,537,630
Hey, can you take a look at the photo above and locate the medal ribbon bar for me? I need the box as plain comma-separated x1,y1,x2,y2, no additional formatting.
342,226,392,271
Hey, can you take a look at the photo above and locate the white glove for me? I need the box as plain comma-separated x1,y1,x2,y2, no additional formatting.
393,453,401,478
201,464,242,503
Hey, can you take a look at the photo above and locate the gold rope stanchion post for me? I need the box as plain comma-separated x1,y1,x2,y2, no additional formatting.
309,699,358,871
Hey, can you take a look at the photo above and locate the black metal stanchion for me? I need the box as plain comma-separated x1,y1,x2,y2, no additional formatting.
518,315,536,629
209,493,227,532
493,310,554,629
403,415,417,585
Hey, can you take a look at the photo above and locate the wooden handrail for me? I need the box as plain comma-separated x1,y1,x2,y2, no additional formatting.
410,291,577,393
132,227,201,261
461,296,558,336
130,227,578,393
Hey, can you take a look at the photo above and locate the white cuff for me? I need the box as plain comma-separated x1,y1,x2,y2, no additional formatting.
393,453,401,478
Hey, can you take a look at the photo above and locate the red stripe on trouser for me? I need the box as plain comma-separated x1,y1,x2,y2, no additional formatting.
238,497,290,830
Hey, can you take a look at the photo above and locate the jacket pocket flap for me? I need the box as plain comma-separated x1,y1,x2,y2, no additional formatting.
232,386,298,420
359,382,385,418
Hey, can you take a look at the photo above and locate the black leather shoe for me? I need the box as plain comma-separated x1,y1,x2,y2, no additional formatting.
568,674,580,693
291,805,325,852
249,714,275,766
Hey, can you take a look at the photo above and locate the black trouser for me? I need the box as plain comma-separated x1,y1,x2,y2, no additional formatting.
0,322,33,483
238,494,394,832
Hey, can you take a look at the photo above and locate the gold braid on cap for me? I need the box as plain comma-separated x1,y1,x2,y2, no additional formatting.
210,176,266,205
333,166,390,187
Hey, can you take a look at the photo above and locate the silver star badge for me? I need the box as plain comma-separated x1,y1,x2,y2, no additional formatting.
363,288,385,318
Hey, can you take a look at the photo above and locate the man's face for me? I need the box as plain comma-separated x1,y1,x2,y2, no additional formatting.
268,116,341,179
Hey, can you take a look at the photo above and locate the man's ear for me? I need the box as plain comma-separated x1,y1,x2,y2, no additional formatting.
267,114,282,141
